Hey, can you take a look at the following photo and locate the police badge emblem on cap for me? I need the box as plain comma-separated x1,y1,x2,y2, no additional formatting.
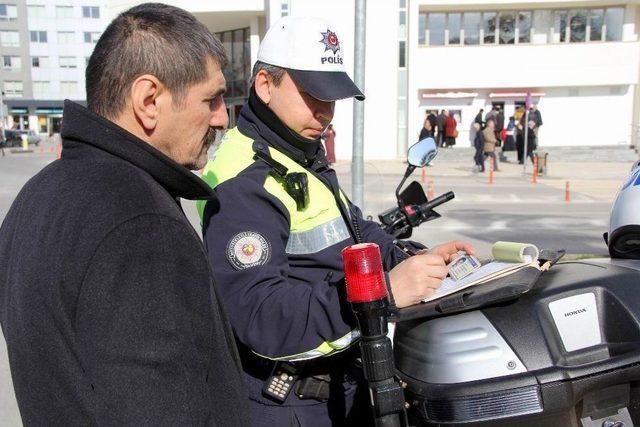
257,16,364,102
226,231,271,270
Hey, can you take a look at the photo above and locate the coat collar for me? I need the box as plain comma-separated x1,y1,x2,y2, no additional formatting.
236,88,327,169
60,100,216,201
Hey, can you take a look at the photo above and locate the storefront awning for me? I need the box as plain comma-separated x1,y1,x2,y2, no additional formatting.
422,91,478,99
489,92,545,98
35,108,63,114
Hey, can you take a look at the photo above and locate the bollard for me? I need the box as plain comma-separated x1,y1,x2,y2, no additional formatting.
427,180,435,200
488,157,494,185
565,181,571,202
421,167,426,184
21,134,28,150
532,156,538,184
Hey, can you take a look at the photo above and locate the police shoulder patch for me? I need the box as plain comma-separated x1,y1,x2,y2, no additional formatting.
226,231,271,270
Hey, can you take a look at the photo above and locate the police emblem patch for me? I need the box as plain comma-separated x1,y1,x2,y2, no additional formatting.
319,29,340,54
226,231,271,270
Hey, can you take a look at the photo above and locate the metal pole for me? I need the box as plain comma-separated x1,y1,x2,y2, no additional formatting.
352,0,366,209
522,110,529,175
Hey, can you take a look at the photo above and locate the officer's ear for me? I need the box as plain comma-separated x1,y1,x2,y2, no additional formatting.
129,74,165,131
254,69,273,105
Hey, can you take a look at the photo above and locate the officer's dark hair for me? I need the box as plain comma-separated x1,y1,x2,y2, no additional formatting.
86,3,227,119
250,61,286,87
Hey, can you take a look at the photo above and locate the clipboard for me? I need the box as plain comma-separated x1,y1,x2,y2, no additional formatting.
390,249,565,322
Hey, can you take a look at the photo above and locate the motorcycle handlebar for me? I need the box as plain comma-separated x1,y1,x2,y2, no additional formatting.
418,191,455,213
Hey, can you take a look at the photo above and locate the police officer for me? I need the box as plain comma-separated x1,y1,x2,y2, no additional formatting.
199,16,474,426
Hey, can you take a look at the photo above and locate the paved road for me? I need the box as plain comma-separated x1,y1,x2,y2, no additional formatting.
0,144,631,424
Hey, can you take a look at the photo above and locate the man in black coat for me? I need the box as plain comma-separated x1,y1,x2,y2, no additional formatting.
0,4,247,425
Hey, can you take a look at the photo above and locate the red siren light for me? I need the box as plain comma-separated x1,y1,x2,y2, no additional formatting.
342,243,389,303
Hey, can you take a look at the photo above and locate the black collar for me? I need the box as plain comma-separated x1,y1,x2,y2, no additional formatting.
238,87,324,167
59,100,216,200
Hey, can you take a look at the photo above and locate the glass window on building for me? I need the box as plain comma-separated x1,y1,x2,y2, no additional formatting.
0,4,18,21
61,81,78,94
216,27,250,99
56,6,73,19
418,13,426,45
82,6,100,19
281,0,289,17
32,56,49,68
33,81,50,94
27,5,46,18
398,40,406,67
463,12,480,45
4,81,23,97
605,8,624,41
569,10,588,42
483,12,497,44
83,31,100,43
31,31,48,43
57,31,74,44
499,11,516,44
447,13,461,45
59,56,76,68
517,11,532,43
1,30,19,47
427,13,445,46
589,9,604,41
3,55,20,70
554,10,568,42
533,10,552,44
399,10,406,38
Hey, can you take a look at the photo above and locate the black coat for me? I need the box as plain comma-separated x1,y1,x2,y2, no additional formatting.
0,101,247,426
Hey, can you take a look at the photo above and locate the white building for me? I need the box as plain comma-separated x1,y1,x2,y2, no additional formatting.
0,1,108,133
408,0,640,155
101,1,640,159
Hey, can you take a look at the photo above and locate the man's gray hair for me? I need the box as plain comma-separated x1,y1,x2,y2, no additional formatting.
250,61,286,87
86,3,228,119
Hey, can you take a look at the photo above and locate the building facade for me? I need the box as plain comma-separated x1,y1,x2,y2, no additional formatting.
6,1,637,157
0,0,108,134
407,1,640,154
110,0,640,160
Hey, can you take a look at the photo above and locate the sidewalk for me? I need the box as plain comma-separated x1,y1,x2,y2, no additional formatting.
331,149,636,204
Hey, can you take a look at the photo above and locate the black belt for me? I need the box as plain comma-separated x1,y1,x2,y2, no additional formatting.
239,344,362,403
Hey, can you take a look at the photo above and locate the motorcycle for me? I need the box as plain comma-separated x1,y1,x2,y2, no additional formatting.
351,137,640,427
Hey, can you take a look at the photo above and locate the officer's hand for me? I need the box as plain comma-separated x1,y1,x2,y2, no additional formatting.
388,253,448,308
428,241,476,264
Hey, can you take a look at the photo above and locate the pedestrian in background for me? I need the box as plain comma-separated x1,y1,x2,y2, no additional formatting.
0,125,5,157
473,122,485,172
485,106,498,124
0,4,247,425
483,119,499,171
419,115,435,140
516,114,537,164
504,116,517,153
322,123,336,164
529,104,543,138
436,109,447,147
474,108,484,129
444,111,457,148
496,106,507,162
427,110,437,130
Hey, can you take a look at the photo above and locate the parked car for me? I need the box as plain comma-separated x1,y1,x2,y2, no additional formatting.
4,129,41,147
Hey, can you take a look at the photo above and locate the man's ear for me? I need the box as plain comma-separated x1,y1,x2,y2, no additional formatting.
130,75,164,131
254,70,272,105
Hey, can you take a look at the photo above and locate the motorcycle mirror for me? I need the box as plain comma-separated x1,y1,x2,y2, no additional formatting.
407,137,437,167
